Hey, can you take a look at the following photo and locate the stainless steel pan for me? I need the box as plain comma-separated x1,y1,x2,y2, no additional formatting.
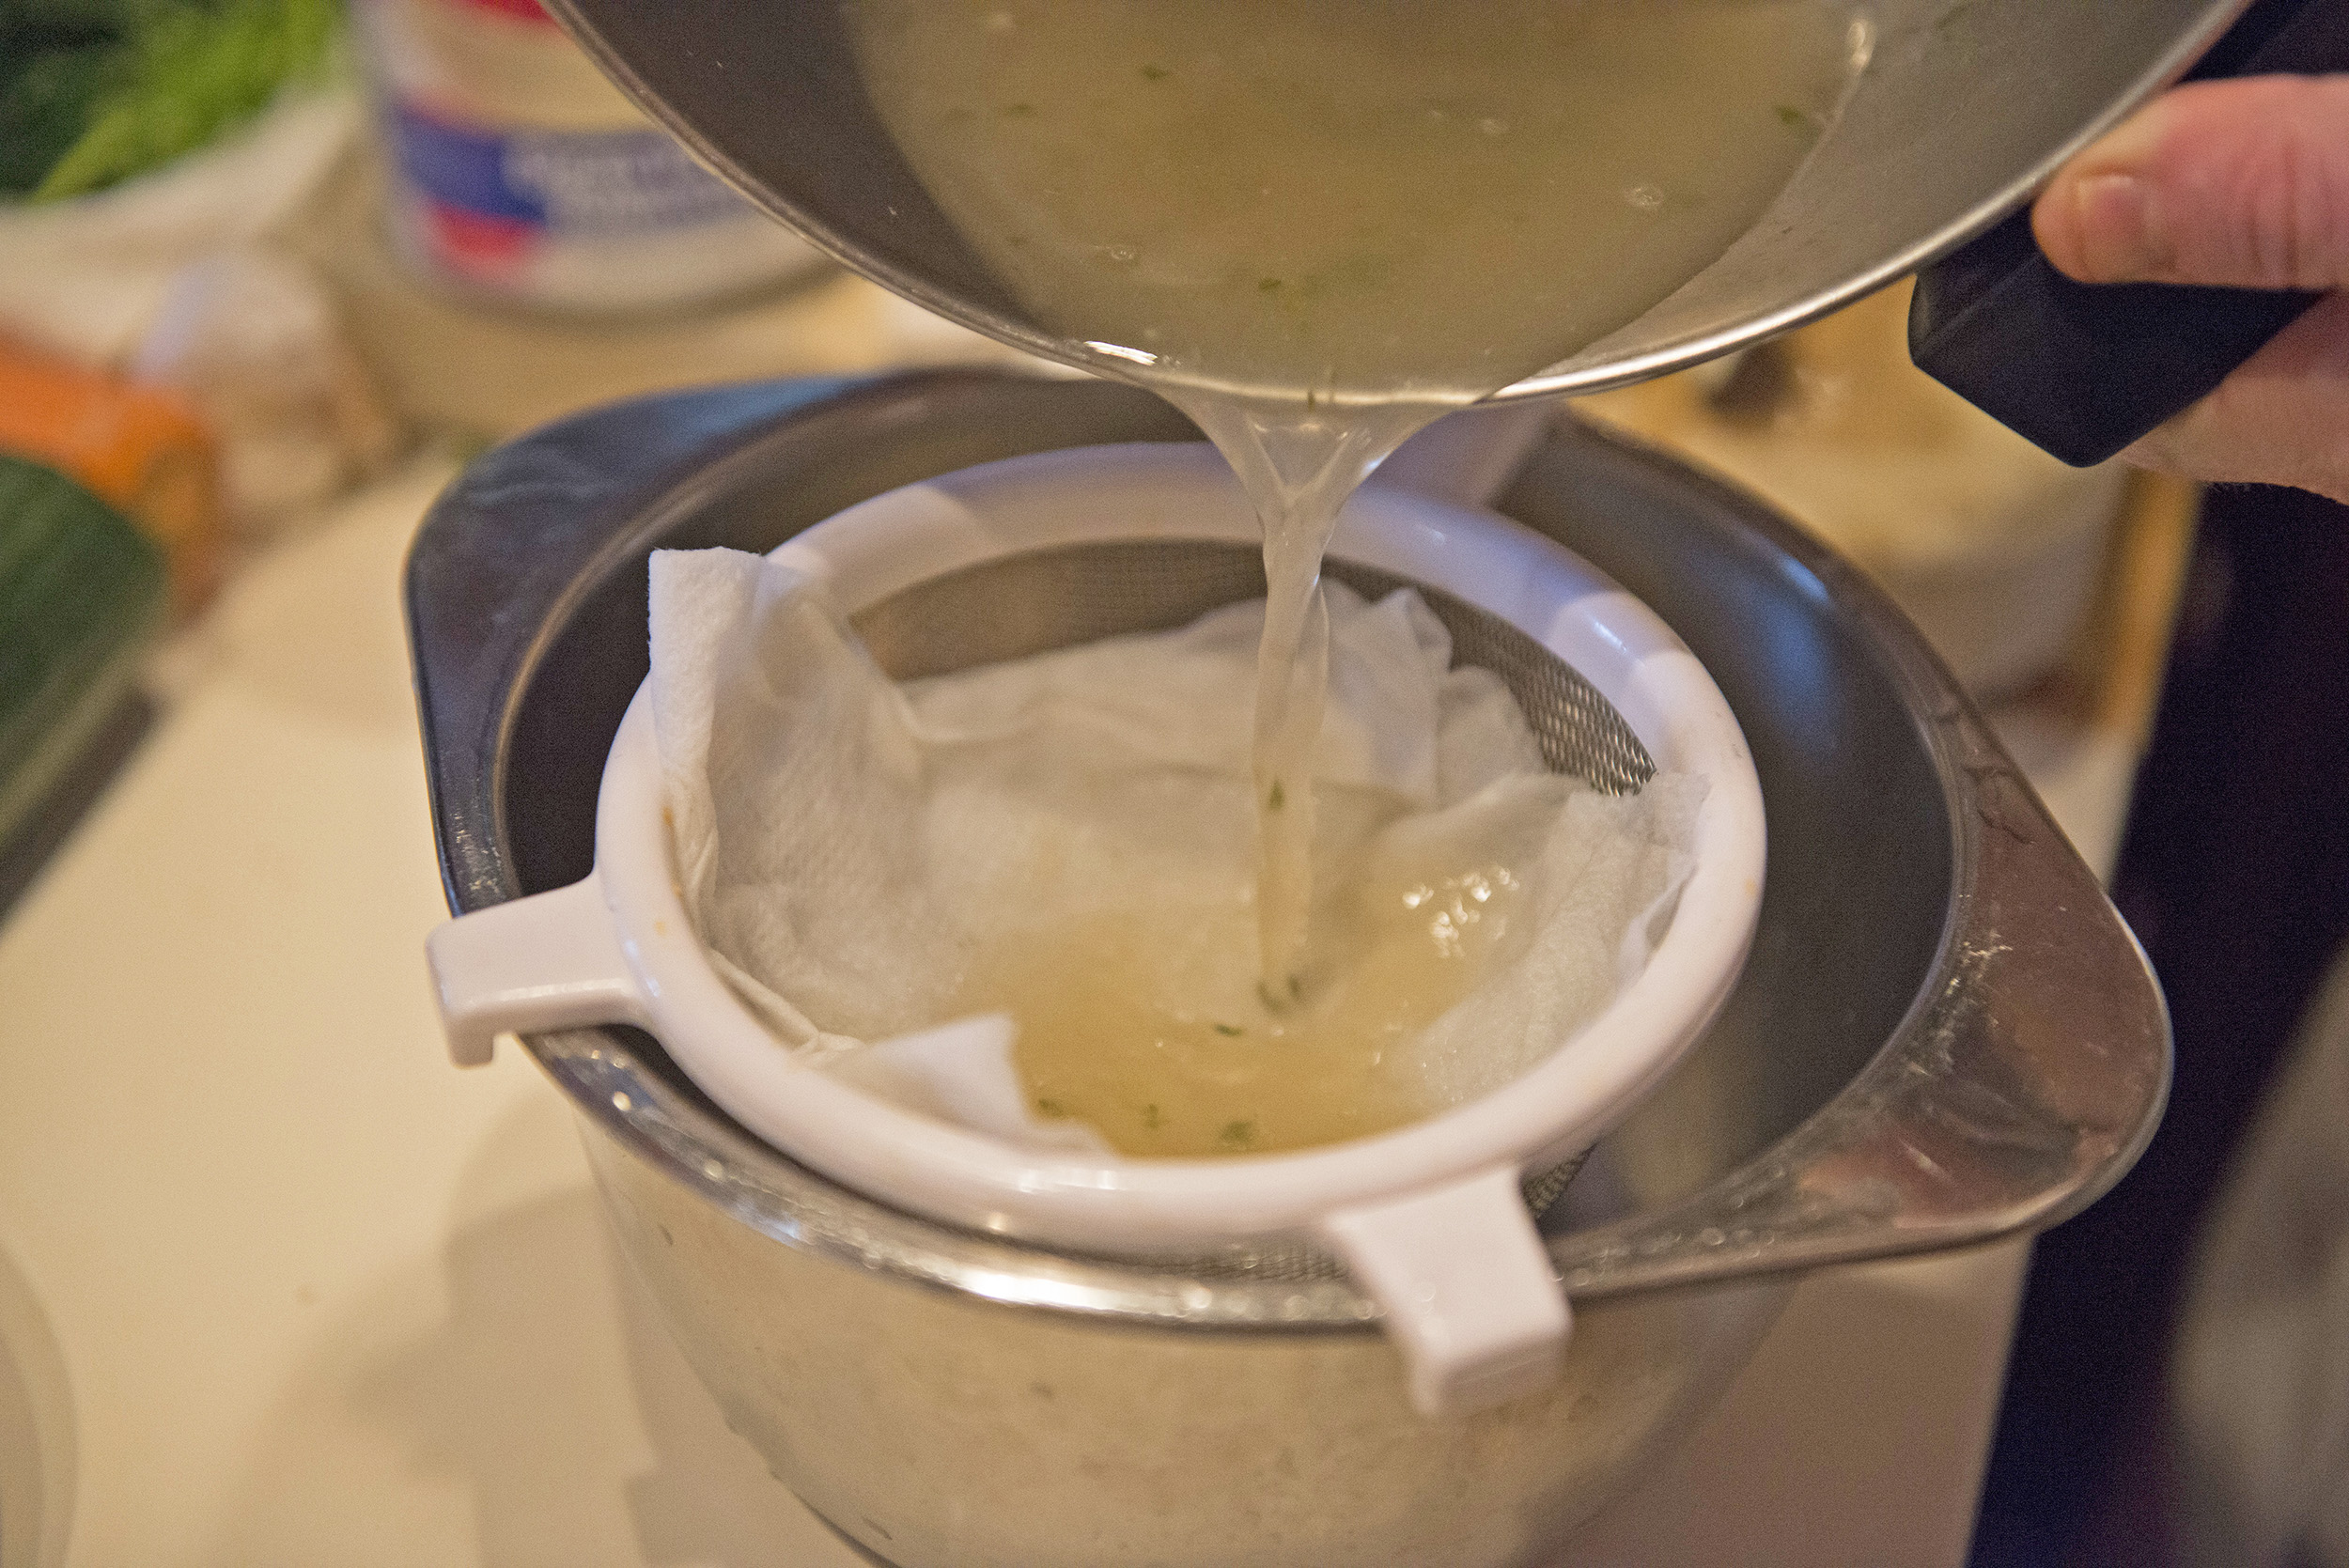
535,0,2254,404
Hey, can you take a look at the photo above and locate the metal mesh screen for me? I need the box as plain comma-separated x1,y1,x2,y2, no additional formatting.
854,539,1655,793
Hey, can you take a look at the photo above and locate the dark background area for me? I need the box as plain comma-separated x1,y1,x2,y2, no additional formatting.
1971,481,2349,1567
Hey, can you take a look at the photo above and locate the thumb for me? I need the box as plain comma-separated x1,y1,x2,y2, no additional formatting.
2032,75,2349,291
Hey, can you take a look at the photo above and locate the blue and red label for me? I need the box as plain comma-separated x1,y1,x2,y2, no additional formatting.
383,100,748,271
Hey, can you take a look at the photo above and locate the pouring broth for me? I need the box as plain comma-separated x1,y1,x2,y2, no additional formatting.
844,0,1859,1145
847,0,1865,406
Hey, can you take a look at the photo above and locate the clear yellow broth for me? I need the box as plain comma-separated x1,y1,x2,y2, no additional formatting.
951,857,1532,1157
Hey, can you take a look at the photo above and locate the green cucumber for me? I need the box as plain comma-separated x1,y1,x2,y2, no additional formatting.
0,456,167,847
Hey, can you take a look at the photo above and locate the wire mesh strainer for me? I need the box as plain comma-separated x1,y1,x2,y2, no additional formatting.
856,543,1660,796
426,442,1765,1416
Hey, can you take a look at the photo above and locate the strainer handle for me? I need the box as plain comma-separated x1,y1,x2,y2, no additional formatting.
427,875,649,1066
1321,1165,1569,1420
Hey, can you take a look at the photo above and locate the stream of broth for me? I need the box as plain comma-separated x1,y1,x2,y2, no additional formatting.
847,0,1862,1155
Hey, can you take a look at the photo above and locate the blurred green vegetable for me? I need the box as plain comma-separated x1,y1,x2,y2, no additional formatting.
0,455,167,852
0,0,339,202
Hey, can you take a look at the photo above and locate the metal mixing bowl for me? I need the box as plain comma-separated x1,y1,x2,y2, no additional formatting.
405,371,2167,1567
537,0,2251,397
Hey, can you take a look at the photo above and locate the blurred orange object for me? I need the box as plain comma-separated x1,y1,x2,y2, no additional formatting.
0,335,221,611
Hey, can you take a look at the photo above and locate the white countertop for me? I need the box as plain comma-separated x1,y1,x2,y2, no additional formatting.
0,454,2154,1568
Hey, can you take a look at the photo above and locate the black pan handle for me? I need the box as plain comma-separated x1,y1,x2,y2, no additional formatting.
1909,0,2349,466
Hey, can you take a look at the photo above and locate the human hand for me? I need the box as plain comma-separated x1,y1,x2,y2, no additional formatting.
2032,76,2349,501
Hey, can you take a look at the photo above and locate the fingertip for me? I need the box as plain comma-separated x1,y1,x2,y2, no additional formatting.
2035,102,2173,283
2031,179,2094,282
2036,170,2164,283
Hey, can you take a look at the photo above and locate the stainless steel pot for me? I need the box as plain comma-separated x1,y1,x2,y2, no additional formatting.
405,371,2167,1567
534,0,2252,399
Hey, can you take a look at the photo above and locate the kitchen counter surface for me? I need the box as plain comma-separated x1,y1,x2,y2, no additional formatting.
0,447,2187,1568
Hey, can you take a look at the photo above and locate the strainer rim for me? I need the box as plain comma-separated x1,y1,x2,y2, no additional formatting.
587,443,1766,1256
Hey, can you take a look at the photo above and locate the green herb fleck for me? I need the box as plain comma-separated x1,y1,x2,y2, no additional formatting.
1267,780,1285,810
1034,1096,1066,1117
1258,276,1283,293
1142,1103,1162,1129
1000,101,1036,117
1218,1120,1258,1149
1141,63,1171,81
1212,1022,1244,1037
1774,103,1813,130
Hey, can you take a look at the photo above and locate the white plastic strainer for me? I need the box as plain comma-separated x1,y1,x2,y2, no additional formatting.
426,443,1765,1417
